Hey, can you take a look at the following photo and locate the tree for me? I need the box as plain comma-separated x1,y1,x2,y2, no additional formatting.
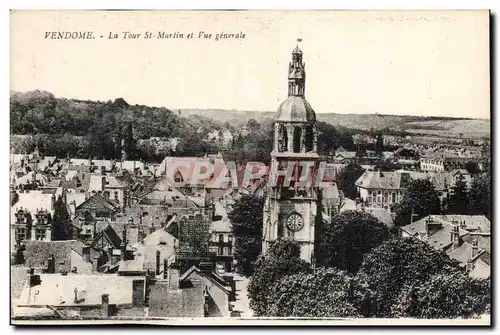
375,133,384,156
336,163,364,199
267,267,365,317
446,174,469,214
469,173,491,219
394,179,441,227
248,238,311,316
394,272,491,319
51,196,72,240
356,237,462,317
227,194,264,276
318,210,391,273
246,119,261,133
465,161,480,176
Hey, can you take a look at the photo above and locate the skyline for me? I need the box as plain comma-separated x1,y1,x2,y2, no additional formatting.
10,10,490,119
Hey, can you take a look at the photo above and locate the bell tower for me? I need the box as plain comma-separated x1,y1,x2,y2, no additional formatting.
262,43,322,263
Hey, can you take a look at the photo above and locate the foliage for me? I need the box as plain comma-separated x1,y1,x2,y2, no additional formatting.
446,174,469,215
394,179,441,227
336,163,364,199
374,159,402,172
267,267,364,318
227,194,264,276
51,196,72,240
246,119,261,133
465,161,480,176
356,237,462,317
318,210,391,273
375,134,384,155
248,238,312,316
469,173,491,220
394,272,491,319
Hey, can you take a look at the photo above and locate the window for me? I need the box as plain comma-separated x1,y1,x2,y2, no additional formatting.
228,235,233,244
16,228,26,241
293,127,302,153
392,193,396,203
35,229,45,241
383,193,388,203
219,234,224,243
223,247,229,256
114,191,119,200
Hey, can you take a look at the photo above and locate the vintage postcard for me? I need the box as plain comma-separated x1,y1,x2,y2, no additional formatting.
9,10,491,325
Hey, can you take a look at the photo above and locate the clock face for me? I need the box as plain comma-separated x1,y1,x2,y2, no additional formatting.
286,213,304,232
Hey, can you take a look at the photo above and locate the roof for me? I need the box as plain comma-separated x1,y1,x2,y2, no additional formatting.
469,258,491,279
292,45,303,54
24,240,77,273
76,193,121,214
16,274,137,307
276,96,316,122
148,282,204,317
92,224,122,249
447,241,483,265
365,208,394,228
400,215,470,250
117,259,146,273
355,170,454,191
135,228,177,247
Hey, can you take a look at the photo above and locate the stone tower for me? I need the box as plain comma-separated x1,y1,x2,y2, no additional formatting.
262,44,321,263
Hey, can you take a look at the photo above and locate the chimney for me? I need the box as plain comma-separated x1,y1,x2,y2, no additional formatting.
51,195,56,211
155,250,161,275
168,267,180,291
472,239,479,258
120,226,127,261
92,255,99,272
199,260,213,274
26,268,34,287
101,294,110,318
466,259,474,272
69,200,76,218
163,258,168,279
82,245,91,263
101,176,106,192
450,225,460,249
47,254,55,274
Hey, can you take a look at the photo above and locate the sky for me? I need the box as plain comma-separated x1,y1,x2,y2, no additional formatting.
10,10,490,119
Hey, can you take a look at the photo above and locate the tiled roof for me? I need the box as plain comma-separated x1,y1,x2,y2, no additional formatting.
92,224,122,249
355,170,454,191
148,282,204,317
24,240,77,273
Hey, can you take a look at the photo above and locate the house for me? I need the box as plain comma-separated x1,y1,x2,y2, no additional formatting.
133,228,178,274
23,240,93,275
13,272,147,319
355,170,454,210
209,202,234,272
400,215,490,279
420,153,471,172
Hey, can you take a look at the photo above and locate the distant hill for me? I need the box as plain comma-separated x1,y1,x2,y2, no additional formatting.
179,109,490,139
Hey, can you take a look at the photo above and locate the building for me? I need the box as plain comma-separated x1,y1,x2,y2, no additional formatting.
355,170,454,210
262,45,321,263
400,215,490,279
420,153,471,172
209,202,234,272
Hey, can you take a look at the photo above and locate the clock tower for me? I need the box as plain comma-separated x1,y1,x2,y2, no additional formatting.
262,44,322,263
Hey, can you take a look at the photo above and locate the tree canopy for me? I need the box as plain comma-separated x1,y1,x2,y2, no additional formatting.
318,210,391,273
336,163,365,199
227,194,264,276
248,238,311,316
446,174,469,215
469,173,491,220
394,178,441,227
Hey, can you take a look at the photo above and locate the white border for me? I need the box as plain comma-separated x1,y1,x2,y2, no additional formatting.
3,1,497,334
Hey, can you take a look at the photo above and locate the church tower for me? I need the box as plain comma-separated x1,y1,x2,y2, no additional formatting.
262,44,321,263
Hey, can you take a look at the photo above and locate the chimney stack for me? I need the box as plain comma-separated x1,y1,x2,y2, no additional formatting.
450,225,460,249
168,267,180,291
92,255,100,272
163,258,168,279
155,251,161,275
121,225,127,261
472,239,479,258
101,294,110,318
82,245,91,263
47,254,56,274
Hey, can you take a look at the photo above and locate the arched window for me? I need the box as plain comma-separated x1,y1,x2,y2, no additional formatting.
278,125,288,152
293,127,302,153
305,126,314,151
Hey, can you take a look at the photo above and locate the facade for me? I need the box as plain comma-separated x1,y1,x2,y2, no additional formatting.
262,45,321,263
420,154,470,172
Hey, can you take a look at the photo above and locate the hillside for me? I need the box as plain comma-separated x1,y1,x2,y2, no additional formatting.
180,109,490,139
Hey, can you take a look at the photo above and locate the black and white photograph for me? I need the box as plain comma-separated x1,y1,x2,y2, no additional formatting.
8,10,491,325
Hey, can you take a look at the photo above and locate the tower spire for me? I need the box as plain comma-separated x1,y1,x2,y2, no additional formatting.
288,40,305,97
